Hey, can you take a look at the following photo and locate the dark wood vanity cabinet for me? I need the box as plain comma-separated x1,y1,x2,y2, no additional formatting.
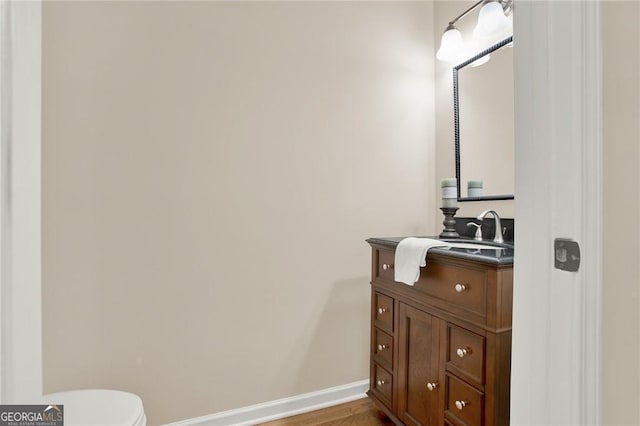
367,241,513,426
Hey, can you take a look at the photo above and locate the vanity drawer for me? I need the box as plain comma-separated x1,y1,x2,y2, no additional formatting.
374,292,394,333
376,249,395,281
445,374,484,426
373,328,393,371
373,364,393,408
417,262,487,318
447,325,485,386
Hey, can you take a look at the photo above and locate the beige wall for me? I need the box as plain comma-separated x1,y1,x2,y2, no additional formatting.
41,1,435,424
434,0,514,225
602,1,640,424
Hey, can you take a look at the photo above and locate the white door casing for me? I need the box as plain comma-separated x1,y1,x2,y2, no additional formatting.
511,0,602,424
0,0,43,403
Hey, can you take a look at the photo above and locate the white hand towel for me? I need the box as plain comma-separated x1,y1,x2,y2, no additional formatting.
394,237,450,285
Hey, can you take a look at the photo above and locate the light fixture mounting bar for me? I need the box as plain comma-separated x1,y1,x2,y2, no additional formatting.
448,0,484,26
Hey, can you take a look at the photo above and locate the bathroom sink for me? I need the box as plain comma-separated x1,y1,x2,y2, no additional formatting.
438,238,513,250
446,242,505,250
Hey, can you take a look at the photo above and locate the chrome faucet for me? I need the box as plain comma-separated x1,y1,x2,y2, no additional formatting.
466,222,483,241
477,209,504,244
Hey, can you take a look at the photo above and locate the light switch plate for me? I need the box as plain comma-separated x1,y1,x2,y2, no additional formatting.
554,238,580,272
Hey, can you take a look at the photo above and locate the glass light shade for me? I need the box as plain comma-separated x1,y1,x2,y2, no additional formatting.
436,28,468,63
473,1,511,39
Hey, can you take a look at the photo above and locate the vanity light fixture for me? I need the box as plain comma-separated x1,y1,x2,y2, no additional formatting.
474,0,513,38
436,0,513,65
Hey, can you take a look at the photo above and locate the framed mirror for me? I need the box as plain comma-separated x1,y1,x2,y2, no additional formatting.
454,36,514,201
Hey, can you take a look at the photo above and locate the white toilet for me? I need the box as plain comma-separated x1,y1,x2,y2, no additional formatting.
41,389,146,426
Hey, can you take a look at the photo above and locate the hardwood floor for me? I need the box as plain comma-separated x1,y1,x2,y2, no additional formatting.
258,397,394,426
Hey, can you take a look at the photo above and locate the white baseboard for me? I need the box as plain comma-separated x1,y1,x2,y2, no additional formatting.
165,379,369,426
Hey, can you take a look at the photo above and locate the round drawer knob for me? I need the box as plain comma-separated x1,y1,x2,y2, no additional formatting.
455,400,467,410
378,307,388,315
382,263,393,271
377,344,388,352
456,347,470,358
377,379,386,386
426,382,438,391
455,283,466,293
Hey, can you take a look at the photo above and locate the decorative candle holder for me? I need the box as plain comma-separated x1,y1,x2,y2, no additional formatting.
439,207,460,238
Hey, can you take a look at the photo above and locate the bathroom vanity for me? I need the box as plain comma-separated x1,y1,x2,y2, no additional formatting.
366,237,513,426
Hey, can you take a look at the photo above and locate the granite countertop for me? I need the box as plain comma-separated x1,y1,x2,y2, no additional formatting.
366,236,514,266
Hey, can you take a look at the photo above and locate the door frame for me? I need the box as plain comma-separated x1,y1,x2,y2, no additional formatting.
0,0,43,403
511,0,602,424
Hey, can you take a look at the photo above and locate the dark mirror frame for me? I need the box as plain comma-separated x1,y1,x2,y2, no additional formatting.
454,35,514,202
